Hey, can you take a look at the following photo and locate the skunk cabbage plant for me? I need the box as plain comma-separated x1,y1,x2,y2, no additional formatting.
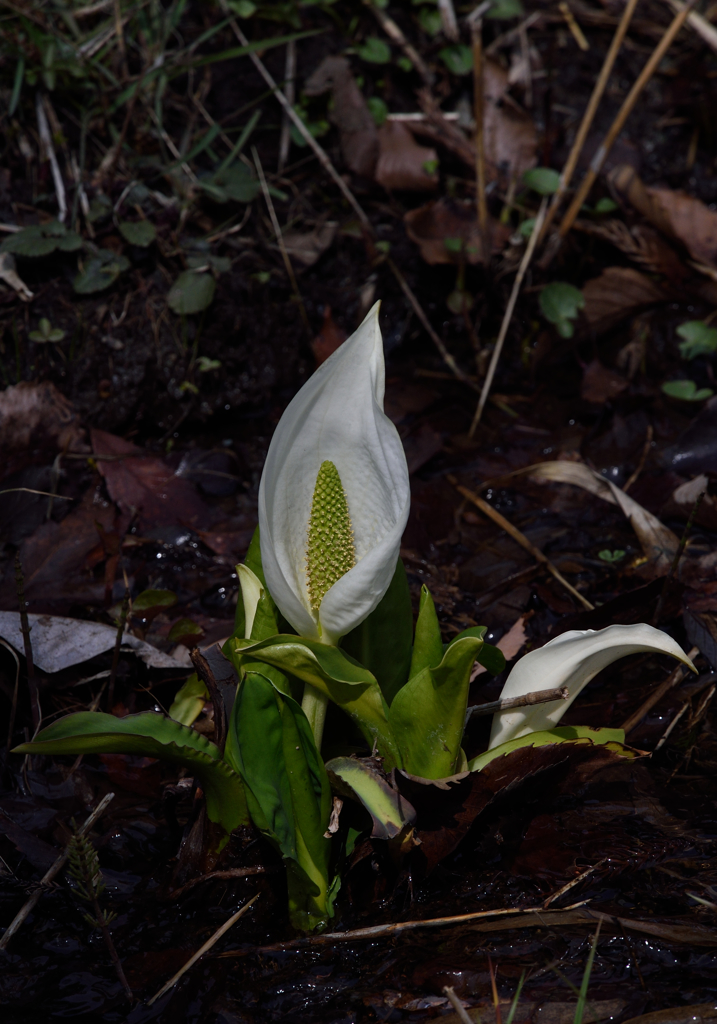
14,304,697,933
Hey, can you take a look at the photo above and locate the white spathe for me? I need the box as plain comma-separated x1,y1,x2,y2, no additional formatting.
258,302,410,645
489,623,696,749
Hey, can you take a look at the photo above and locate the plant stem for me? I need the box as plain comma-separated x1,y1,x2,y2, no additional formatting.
301,684,328,751
92,893,133,1003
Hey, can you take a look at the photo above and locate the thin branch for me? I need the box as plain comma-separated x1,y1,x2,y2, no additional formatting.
363,0,434,85
278,38,296,172
472,22,488,238
621,647,699,734
466,686,569,721
36,93,67,223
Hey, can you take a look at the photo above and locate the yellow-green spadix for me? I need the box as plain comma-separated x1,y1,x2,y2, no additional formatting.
258,302,410,645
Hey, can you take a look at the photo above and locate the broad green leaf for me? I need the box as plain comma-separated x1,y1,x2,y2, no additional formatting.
169,672,208,725
326,756,416,840
233,525,264,637
342,559,413,706
594,197,618,214
446,626,506,676
204,164,260,203
523,167,560,195
439,44,473,75
408,586,444,681
677,320,717,360
133,589,177,618
168,271,216,314
367,96,388,126
225,672,333,931
1,221,82,258
13,712,249,840
468,725,636,772
227,635,399,767
486,0,524,17
418,7,442,35
388,635,488,779
119,220,157,247
661,379,714,402
167,618,204,646
74,250,130,294
539,281,584,338
357,37,391,63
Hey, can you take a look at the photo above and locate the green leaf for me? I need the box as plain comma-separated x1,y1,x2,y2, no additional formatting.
486,0,525,17
168,271,216,314
205,164,260,203
342,559,413,706
408,585,443,681
169,672,209,725
226,635,399,766
357,37,391,63
594,197,618,214
225,672,333,931
367,96,388,126
1,221,82,258
167,617,205,646
598,549,625,563
439,44,473,75
519,217,536,238
118,220,157,247
468,725,635,772
447,626,506,675
326,756,416,839
388,634,489,779
12,712,249,842
523,167,560,195
662,379,714,402
133,588,177,617
73,250,130,294
29,318,65,343
539,281,585,338
418,7,442,35
676,320,717,360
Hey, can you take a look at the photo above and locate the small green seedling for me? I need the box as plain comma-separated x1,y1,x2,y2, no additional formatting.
523,167,561,195
197,356,221,372
662,379,714,401
439,44,473,75
539,282,585,338
598,549,625,563
367,96,388,125
486,0,525,17
676,320,717,360
29,318,65,343
357,38,391,64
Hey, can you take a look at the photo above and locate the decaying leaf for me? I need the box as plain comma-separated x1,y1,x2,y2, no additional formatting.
404,199,511,265
304,55,379,178
528,460,678,572
91,428,209,530
672,474,717,530
375,121,438,192
310,305,347,367
281,222,337,267
471,614,528,680
0,611,189,673
0,251,33,300
0,380,86,480
582,266,664,334
580,358,629,404
610,164,717,270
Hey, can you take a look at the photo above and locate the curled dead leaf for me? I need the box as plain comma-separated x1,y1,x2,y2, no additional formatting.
0,381,87,481
310,306,347,367
582,266,664,334
281,222,337,267
304,56,378,178
375,121,438,192
580,358,629,404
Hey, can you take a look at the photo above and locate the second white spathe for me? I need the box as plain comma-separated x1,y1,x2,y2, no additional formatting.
489,622,696,749
258,302,411,646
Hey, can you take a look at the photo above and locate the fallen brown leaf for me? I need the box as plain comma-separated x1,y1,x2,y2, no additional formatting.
404,199,511,265
610,164,717,269
281,222,337,268
304,56,378,177
472,614,528,679
91,428,209,530
582,266,664,334
375,121,438,192
0,381,86,481
580,358,629,404
310,306,347,367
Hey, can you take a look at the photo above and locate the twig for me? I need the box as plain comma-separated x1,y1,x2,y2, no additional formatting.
466,686,569,720
220,898,590,954
468,199,548,436
0,792,115,950
652,488,705,625
654,701,689,751
0,488,72,499
14,552,40,730
558,0,698,238
451,477,595,610
386,257,479,392
147,894,259,1005
438,0,460,41
107,589,129,711
36,93,67,223
623,423,653,493
621,646,699,734
538,0,640,246
559,1,590,50
252,146,311,337
167,865,278,900
663,0,717,55
362,0,434,85
543,859,606,908
443,986,474,1024
472,22,489,238
278,38,296,172
190,647,226,754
